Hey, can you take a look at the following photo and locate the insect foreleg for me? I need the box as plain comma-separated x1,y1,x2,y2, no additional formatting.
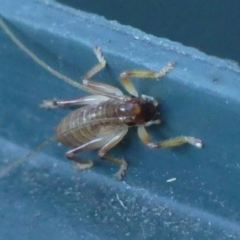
137,126,203,149
120,62,175,97
98,127,128,180
40,95,109,109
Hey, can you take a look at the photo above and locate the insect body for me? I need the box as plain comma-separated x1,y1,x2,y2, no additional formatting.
40,47,203,179
0,18,203,179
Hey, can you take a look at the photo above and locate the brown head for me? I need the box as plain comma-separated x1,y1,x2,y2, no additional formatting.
117,96,161,126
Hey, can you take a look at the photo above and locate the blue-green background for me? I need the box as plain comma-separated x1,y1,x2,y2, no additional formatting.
57,0,240,63
1,0,240,239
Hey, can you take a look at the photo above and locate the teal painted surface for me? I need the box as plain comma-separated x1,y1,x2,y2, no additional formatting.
0,0,240,239
57,0,240,63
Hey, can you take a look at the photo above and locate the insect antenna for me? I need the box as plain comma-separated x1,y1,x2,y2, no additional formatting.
0,136,57,178
0,17,94,93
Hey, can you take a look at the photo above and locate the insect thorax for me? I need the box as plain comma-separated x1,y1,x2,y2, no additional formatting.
117,96,160,126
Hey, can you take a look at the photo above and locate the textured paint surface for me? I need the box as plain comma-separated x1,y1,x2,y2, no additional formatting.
0,0,240,239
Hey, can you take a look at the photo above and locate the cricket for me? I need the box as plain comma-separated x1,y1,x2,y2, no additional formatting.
0,17,203,179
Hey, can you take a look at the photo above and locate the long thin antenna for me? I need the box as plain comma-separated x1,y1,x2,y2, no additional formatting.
0,16,91,92
0,136,57,178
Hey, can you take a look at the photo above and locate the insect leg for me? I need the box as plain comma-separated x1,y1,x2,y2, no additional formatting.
66,128,128,177
83,46,107,79
82,79,123,97
65,138,108,171
137,126,203,149
40,95,109,109
82,47,124,97
98,127,129,180
120,62,175,96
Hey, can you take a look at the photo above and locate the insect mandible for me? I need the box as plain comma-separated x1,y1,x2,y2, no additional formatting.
0,17,203,180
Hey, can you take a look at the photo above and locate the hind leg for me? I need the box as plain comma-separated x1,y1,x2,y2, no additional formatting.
65,126,128,179
65,138,107,172
98,127,129,180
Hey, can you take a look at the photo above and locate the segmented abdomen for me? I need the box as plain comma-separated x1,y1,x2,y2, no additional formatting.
56,99,123,147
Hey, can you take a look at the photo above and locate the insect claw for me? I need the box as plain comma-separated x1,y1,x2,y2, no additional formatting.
169,62,176,67
155,62,176,78
193,139,204,148
40,100,57,109
93,46,107,66
114,160,127,180
75,161,94,171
